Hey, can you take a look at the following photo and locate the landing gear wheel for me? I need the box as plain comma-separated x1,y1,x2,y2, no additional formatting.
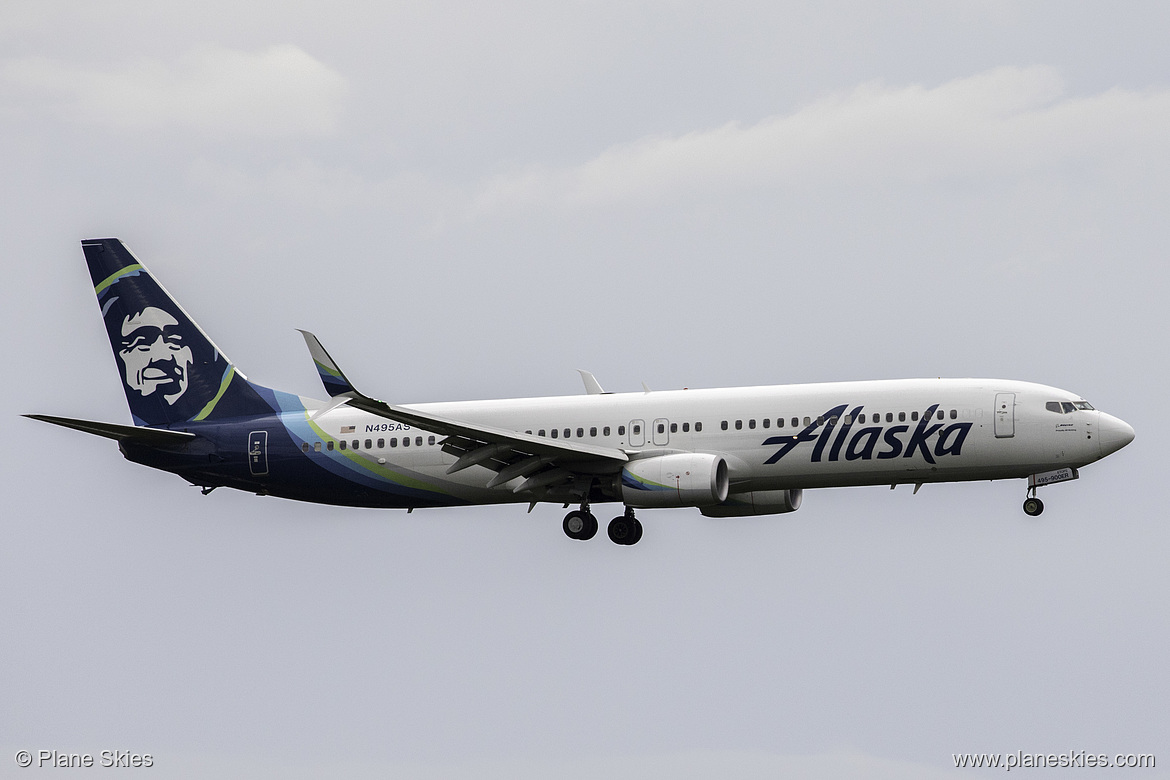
563,510,598,540
1023,497,1044,516
607,512,643,545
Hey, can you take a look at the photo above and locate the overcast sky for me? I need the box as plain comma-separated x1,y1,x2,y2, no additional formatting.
2,2,1167,777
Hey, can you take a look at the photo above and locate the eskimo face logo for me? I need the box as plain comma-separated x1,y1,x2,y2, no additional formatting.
117,306,193,405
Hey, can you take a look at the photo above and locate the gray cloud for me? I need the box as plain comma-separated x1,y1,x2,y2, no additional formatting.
0,44,347,137
475,66,1170,209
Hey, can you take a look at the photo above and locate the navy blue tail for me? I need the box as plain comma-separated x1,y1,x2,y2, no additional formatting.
84,238,274,427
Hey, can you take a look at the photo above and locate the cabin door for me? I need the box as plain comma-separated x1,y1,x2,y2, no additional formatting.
628,419,646,447
248,430,269,475
994,393,1015,438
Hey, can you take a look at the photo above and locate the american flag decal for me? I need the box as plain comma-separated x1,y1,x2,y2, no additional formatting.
340,425,355,434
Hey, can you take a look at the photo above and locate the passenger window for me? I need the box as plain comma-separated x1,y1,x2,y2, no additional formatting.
670,422,677,433
936,410,944,420
886,413,893,423
551,429,558,438
1061,402,1076,414
327,441,334,451
352,440,360,450
416,437,423,446
776,418,784,428
390,438,397,447
817,416,824,425
403,437,410,447
339,440,347,450
792,418,799,428
748,419,756,429
858,414,866,424
564,428,570,438
365,439,372,449
828,416,837,426
682,422,690,432
721,420,728,430
911,412,918,422
843,415,852,425
803,417,811,426
314,442,321,452
735,420,743,430
301,442,310,453
632,424,641,435
762,418,770,428
538,429,546,437
577,428,584,438
695,422,703,432
590,427,597,437
898,412,906,422
428,435,436,445
525,430,532,435
950,409,957,419
618,425,625,435
377,438,385,448
604,426,611,436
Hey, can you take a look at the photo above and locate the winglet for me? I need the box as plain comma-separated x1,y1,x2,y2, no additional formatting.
577,369,605,395
298,330,357,397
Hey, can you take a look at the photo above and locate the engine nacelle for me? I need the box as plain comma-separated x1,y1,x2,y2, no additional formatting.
620,453,729,508
700,489,803,517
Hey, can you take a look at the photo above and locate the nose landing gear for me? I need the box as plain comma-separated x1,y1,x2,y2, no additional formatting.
1022,487,1044,517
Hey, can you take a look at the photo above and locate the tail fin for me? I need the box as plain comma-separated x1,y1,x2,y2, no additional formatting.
83,238,274,427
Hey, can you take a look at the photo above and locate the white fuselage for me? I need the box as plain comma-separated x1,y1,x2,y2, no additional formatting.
288,378,1129,505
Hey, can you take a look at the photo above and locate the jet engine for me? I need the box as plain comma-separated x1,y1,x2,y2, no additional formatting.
619,453,729,508
700,488,803,517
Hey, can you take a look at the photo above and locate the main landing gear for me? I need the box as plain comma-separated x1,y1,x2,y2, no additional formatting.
562,505,643,545
1022,486,1044,517
606,506,643,546
562,507,598,540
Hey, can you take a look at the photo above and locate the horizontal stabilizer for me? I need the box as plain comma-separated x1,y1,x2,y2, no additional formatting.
24,414,196,445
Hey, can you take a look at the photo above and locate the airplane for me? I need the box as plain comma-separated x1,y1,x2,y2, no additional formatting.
25,238,1135,545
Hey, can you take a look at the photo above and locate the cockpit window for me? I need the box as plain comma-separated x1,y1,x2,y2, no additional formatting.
1047,399,1096,414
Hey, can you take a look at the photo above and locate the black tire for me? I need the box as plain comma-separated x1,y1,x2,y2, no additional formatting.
1023,497,1044,516
608,516,634,544
628,518,643,545
581,512,598,540
563,510,588,539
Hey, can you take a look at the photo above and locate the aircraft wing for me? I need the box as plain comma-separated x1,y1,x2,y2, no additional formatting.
298,331,628,496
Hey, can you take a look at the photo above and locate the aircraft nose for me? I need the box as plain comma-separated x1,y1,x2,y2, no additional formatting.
1097,412,1135,457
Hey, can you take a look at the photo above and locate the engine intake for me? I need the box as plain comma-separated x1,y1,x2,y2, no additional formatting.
620,453,729,508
